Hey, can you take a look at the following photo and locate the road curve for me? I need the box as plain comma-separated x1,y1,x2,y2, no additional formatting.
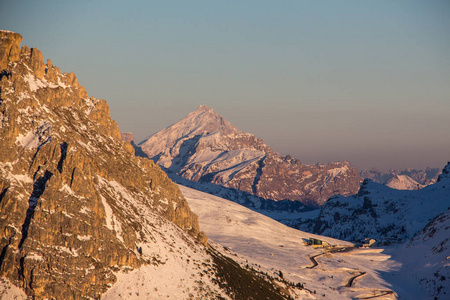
344,271,366,287
306,253,324,269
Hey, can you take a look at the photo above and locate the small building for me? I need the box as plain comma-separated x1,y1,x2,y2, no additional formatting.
308,238,332,249
362,238,377,248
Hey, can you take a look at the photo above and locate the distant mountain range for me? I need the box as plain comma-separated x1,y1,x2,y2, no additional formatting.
136,105,361,208
312,162,450,245
360,167,441,187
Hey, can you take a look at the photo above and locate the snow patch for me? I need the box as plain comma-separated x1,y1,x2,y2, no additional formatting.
77,235,92,241
327,165,349,178
15,122,51,149
23,74,58,91
26,252,44,262
80,206,92,215
0,277,27,300
101,195,124,243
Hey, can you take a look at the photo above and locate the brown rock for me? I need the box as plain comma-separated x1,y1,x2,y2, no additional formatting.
121,132,135,143
0,30,22,70
0,31,207,299
29,48,46,79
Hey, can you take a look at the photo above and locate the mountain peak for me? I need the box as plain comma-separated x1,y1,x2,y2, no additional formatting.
195,104,215,113
186,105,234,133
139,106,360,208
384,174,423,190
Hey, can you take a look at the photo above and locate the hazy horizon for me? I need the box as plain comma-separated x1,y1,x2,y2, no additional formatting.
1,0,449,171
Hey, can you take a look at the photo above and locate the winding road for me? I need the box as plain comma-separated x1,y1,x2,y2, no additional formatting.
344,271,366,287
305,246,395,298
306,253,323,269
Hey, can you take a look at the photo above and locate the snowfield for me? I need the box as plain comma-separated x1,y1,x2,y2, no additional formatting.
180,185,405,299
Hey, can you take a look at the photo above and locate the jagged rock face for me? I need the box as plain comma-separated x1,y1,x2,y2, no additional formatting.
0,31,22,70
139,105,361,208
0,31,207,299
313,163,450,244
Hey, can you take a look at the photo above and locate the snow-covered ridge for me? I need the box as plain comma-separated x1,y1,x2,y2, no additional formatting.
382,208,450,299
437,161,450,182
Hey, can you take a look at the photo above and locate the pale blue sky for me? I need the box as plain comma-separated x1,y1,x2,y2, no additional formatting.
1,0,449,171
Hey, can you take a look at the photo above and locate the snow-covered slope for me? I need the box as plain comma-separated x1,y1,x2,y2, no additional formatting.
380,208,450,300
384,175,424,190
181,185,402,300
138,105,360,208
314,162,450,244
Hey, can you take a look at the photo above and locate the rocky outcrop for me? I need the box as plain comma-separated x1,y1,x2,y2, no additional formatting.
0,31,22,70
120,132,135,143
0,30,207,299
139,105,361,208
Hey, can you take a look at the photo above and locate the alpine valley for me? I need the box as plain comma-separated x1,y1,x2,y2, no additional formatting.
1,30,449,300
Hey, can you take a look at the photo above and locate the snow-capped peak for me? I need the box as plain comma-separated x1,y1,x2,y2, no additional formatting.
183,104,237,135
138,106,361,209
138,105,239,162
384,174,424,190
195,104,215,112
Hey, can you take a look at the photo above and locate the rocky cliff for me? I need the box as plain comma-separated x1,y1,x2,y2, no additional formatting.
139,105,361,208
0,30,216,299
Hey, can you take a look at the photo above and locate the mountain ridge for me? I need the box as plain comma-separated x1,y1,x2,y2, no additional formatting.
360,167,441,187
138,105,361,208
312,162,450,244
